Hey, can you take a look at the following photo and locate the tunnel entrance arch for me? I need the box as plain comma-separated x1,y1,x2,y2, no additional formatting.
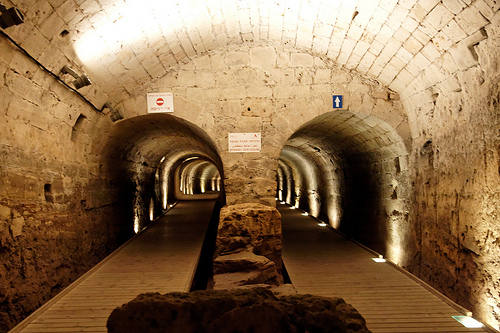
101,113,224,237
156,154,222,204
278,110,412,266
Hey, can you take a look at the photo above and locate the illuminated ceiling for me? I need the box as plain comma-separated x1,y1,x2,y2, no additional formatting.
49,0,494,103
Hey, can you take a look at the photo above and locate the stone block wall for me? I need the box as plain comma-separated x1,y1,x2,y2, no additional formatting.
0,24,124,331
400,12,500,328
120,42,411,209
2,0,499,329
117,43,414,270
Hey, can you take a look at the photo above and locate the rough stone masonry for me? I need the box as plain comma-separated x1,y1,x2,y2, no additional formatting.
1,0,500,331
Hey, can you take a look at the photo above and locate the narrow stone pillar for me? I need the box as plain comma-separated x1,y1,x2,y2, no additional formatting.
213,203,283,289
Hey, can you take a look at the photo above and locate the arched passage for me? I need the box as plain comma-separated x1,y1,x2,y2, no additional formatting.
177,158,221,196
101,113,223,238
278,110,413,266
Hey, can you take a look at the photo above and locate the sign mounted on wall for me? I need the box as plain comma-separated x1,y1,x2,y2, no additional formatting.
228,133,261,153
147,92,174,113
333,95,343,109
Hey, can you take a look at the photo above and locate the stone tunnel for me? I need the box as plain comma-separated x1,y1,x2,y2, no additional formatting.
0,0,499,331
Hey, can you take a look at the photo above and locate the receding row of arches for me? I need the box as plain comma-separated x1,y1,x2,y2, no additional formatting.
277,111,412,264
103,110,412,265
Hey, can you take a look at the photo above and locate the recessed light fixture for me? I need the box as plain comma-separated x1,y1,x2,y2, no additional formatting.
452,316,483,328
372,255,386,263
302,212,308,216
318,223,327,227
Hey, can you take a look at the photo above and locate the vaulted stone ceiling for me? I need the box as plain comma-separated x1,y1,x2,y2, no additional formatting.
2,1,500,330
8,0,497,105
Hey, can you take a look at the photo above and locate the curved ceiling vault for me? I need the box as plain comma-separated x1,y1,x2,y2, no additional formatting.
102,113,222,172
10,0,490,103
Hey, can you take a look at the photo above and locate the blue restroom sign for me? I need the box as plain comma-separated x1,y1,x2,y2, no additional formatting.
333,95,343,109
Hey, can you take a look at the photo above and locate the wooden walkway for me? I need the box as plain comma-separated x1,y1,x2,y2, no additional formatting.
10,200,216,333
279,203,490,333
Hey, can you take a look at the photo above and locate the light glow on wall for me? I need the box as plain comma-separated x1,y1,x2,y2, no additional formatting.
74,0,166,66
277,167,284,201
133,213,140,234
72,0,348,64
327,205,340,229
149,198,154,221
386,216,404,266
278,160,294,204
281,148,320,217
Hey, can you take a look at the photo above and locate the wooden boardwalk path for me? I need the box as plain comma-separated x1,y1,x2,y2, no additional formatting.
10,200,216,333
279,203,490,333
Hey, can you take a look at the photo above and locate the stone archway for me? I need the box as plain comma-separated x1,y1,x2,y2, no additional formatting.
278,110,414,266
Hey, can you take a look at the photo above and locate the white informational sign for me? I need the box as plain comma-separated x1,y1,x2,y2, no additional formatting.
147,92,174,113
228,133,261,153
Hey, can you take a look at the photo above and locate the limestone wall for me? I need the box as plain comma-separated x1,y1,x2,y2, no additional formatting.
0,25,121,331
401,13,500,329
119,42,410,208
1,0,500,330
116,43,414,269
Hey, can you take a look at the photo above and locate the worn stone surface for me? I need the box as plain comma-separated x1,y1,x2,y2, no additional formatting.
0,35,128,331
401,16,500,329
0,200,117,331
213,251,282,289
107,288,371,333
216,203,282,270
215,203,283,289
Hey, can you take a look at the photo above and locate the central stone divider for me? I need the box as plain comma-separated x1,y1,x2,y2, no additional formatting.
212,203,284,290
105,202,372,332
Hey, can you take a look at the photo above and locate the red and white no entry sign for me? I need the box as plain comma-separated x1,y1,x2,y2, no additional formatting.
147,92,174,113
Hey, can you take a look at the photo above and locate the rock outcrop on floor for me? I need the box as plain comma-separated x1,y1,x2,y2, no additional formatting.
213,250,282,288
107,288,371,333
214,203,284,289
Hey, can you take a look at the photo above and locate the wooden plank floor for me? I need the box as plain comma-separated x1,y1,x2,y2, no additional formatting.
279,203,489,333
10,200,216,333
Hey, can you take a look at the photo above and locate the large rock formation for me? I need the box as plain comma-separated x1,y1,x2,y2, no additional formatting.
107,288,371,333
214,203,283,289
